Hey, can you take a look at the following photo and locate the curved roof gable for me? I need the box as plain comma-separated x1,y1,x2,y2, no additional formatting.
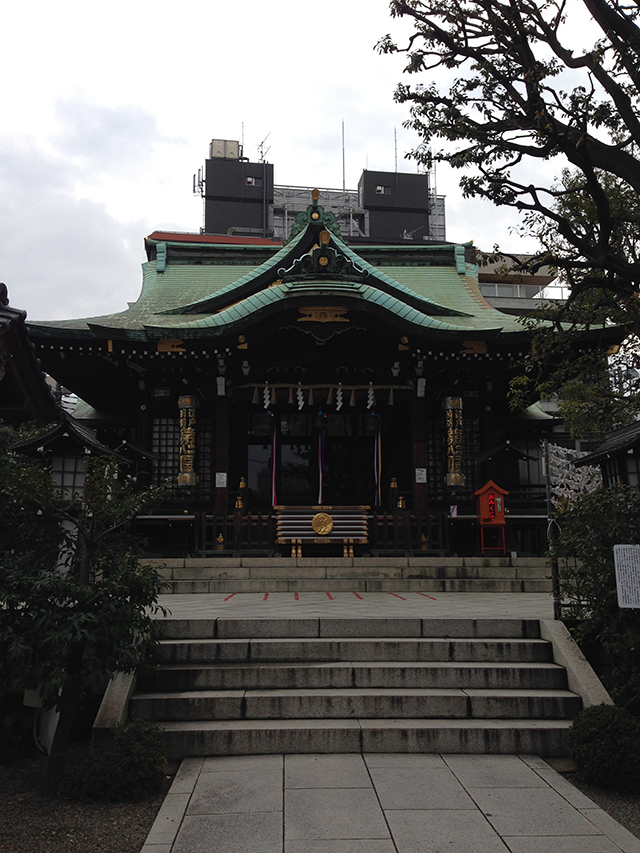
157,199,469,321
28,189,527,340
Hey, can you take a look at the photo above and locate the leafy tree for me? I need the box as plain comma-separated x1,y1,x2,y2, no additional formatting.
379,0,640,304
0,424,167,784
510,313,638,436
379,0,640,430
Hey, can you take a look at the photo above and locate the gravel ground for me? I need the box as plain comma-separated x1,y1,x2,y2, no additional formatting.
562,771,640,840
2,755,640,853
0,755,170,853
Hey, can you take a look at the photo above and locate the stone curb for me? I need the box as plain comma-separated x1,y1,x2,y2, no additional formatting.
539,619,613,708
139,757,203,851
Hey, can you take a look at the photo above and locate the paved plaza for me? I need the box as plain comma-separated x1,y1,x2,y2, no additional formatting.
154,591,556,621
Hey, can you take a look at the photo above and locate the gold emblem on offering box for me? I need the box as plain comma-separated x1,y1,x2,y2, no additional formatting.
311,512,334,535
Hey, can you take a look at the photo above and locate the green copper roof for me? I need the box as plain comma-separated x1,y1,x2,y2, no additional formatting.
29,203,527,340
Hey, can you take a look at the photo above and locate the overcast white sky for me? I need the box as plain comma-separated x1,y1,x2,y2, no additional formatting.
0,0,592,321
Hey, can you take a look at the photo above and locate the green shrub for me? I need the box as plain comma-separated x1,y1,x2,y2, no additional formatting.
551,485,640,712
569,704,640,790
58,718,166,802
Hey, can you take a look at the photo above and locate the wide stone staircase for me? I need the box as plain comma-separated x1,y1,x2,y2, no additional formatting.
131,616,580,761
148,556,551,595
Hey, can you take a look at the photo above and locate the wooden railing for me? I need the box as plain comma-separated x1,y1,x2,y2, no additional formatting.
195,509,449,556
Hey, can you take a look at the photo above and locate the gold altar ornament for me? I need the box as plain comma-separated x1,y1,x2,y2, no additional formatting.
311,512,334,535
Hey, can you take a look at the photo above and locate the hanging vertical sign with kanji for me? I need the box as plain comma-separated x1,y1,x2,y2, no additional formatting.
178,395,197,487
444,396,465,486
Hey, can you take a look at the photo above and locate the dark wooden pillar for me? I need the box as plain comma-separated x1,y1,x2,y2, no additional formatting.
411,396,428,515
135,381,151,486
214,398,230,514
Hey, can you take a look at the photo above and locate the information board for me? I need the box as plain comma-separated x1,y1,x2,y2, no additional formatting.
613,545,640,608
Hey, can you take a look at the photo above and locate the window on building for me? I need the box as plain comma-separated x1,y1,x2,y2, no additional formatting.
375,185,391,195
627,456,640,487
246,176,263,187
51,456,87,499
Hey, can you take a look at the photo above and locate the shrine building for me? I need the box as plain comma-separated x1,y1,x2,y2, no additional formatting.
25,142,596,559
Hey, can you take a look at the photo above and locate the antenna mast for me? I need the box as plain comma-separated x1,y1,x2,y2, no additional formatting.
342,121,346,192
258,132,271,163
394,127,398,173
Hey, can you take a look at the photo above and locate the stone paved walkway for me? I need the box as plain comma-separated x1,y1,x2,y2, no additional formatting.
141,752,640,853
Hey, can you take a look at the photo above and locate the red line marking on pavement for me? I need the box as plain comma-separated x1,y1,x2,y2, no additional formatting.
388,592,406,600
353,592,364,600
263,592,269,601
416,592,438,600
294,592,299,600
223,593,236,601
326,592,334,600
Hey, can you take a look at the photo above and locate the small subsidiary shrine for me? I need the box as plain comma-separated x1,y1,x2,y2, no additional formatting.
28,190,570,557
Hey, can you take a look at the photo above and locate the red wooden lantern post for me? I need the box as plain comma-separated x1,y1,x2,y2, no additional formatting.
475,479,509,556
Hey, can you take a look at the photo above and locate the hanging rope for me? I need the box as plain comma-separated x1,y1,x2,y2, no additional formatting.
374,430,382,506
317,430,325,504
270,428,277,507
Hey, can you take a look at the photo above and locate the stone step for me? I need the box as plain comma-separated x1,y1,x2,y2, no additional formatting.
157,717,573,761
159,564,550,581
161,578,551,594
129,616,585,760
155,637,553,665
146,557,550,572
131,687,580,722
138,660,568,692
157,617,541,640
